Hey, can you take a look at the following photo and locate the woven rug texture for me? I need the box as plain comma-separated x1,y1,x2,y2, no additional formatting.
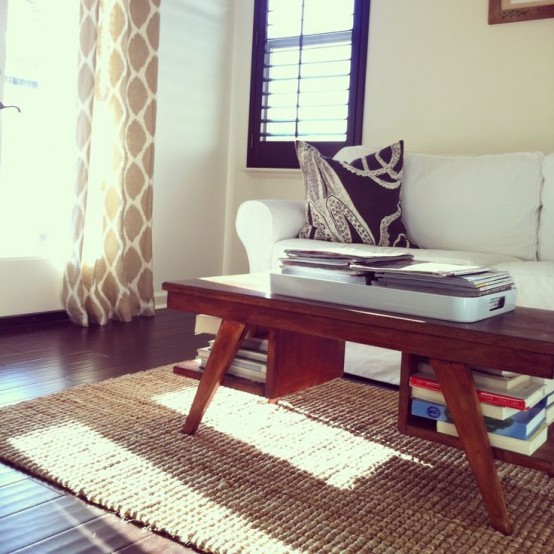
0,366,553,554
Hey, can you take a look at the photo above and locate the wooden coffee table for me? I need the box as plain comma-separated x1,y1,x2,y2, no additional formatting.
162,273,554,535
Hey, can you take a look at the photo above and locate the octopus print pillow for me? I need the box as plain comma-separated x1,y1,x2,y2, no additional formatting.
295,140,417,248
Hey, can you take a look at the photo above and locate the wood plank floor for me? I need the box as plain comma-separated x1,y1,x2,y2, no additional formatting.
0,309,211,554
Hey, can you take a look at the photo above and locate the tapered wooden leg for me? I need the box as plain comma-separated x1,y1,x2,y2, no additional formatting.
183,319,251,435
431,359,513,535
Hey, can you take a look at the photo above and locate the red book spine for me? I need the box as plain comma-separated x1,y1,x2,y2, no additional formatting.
409,375,442,391
408,375,526,410
475,390,524,410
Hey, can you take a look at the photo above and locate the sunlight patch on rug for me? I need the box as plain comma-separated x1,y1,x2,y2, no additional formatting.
154,387,431,490
2,366,554,554
8,420,298,554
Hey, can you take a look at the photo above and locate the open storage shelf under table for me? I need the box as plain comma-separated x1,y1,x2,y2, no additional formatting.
398,353,554,476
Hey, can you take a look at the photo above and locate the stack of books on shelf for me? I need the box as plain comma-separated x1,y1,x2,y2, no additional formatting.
194,314,268,383
533,376,554,425
196,337,268,383
409,361,554,455
278,249,414,284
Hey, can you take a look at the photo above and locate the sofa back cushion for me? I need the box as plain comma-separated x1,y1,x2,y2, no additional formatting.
335,147,544,261
539,154,554,261
403,152,543,261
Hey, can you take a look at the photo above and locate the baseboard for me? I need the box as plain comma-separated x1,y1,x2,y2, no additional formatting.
154,291,168,310
0,310,70,332
0,295,169,331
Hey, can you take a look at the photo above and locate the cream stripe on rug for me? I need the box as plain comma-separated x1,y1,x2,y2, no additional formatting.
0,366,553,553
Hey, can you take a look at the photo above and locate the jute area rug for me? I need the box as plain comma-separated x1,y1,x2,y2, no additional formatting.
0,366,553,554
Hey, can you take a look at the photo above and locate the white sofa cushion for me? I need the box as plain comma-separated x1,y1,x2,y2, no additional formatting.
539,153,554,261
336,147,544,261
403,152,543,261
490,261,554,310
345,343,402,386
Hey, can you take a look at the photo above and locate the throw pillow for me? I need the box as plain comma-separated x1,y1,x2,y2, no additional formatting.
296,140,417,248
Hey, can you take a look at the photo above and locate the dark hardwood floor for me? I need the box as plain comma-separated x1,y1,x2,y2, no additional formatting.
0,309,211,554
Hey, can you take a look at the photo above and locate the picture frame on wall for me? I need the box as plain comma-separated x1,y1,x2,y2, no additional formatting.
489,0,554,24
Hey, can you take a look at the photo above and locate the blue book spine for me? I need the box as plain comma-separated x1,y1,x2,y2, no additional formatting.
411,399,449,421
411,398,545,440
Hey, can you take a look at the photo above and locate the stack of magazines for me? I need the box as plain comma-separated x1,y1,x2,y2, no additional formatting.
278,249,515,298
364,261,515,297
278,249,414,284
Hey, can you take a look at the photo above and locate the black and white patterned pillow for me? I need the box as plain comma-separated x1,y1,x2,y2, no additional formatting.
296,140,417,248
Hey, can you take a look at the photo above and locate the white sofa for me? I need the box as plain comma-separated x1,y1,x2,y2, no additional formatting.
236,146,554,385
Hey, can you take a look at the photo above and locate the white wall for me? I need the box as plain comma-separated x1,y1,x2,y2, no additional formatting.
5,0,554,315
363,0,554,154
222,0,554,275
152,0,234,304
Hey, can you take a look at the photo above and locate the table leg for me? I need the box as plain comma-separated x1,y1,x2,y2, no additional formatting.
183,319,251,435
430,359,513,535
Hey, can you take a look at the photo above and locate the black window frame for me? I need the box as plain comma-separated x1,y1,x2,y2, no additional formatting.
247,0,371,169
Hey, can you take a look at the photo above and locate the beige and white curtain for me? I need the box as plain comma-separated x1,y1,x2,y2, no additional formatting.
63,0,160,326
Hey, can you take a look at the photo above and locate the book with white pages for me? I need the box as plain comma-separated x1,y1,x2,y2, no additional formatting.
530,377,554,396
197,357,266,383
411,398,545,440
241,337,269,352
417,361,530,391
547,397,554,425
436,420,548,455
411,386,522,420
194,314,222,335
207,339,268,363
196,347,267,373
410,370,546,411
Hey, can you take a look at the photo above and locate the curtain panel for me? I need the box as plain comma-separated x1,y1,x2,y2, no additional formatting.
63,0,160,326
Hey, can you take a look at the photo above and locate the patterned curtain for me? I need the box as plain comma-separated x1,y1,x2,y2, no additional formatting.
63,0,160,326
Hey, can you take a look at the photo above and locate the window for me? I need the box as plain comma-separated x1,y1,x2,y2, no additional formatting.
0,0,79,258
247,0,370,168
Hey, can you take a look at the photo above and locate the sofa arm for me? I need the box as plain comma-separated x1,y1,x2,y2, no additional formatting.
236,199,305,273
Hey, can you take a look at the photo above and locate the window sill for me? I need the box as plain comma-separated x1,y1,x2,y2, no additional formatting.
242,167,302,179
